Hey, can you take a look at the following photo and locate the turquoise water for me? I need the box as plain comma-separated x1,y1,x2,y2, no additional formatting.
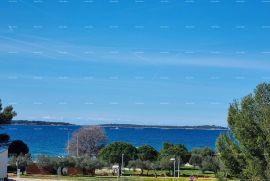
1,125,227,156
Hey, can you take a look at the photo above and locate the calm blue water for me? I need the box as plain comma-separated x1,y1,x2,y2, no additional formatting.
0,125,227,157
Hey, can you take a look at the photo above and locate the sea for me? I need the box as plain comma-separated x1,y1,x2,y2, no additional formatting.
0,125,227,157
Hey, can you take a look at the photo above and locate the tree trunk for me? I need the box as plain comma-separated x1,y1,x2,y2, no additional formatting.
119,163,122,175
153,169,157,178
140,168,143,175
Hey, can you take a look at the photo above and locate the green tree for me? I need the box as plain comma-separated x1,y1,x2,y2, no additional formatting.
189,147,215,169
143,160,154,176
137,145,158,162
201,156,220,173
158,157,174,176
216,134,245,177
37,155,77,175
0,99,17,125
36,155,59,174
59,156,76,168
189,151,202,168
0,134,10,143
98,142,137,173
128,159,145,175
9,154,32,174
128,145,158,175
159,142,190,163
75,156,103,176
216,83,270,180
0,99,16,146
8,140,29,156
128,159,154,176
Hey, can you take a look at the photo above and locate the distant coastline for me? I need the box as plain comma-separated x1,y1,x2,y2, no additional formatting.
99,124,228,130
11,120,227,130
11,120,74,126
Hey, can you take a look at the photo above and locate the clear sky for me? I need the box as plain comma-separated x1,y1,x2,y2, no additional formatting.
0,0,270,126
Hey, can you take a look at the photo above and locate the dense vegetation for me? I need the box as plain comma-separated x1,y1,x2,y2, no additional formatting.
216,83,270,180
33,141,218,178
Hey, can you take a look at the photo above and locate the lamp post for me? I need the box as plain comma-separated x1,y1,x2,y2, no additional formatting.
121,154,124,176
117,165,120,181
177,157,180,178
16,160,19,178
170,158,175,178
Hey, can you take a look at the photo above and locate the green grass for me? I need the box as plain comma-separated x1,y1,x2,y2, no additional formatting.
122,166,215,178
17,174,241,181
19,175,217,181
13,166,239,181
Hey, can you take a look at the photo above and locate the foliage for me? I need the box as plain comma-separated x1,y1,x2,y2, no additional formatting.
0,133,10,143
36,155,61,174
137,145,158,162
159,142,190,163
158,157,173,171
37,155,103,175
98,142,137,172
68,126,107,157
216,83,270,180
189,147,218,173
8,140,29,156
126,145,159,176
201,156,220,173
215,172,228,181
0,99,17,125
216,134,244,177
58,156,77,168
75,156,104,175
189,152,202,168
128,159,153,175
8,154,32,173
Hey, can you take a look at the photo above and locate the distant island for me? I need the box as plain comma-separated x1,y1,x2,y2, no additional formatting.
11,120,227,130
99,124,228,130
11,120,74,126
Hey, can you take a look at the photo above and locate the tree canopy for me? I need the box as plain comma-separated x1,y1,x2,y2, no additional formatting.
189,147,215,168
0,134,10,143
98,142,137,169
137,145,158,162
216,83,270,180
159,142,190,163
8,140,29,156
0,99,17,125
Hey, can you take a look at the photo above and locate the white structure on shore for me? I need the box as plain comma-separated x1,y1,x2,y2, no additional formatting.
0,147,8,181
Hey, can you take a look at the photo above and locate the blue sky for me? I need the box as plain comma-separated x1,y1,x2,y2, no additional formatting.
0,0,270,126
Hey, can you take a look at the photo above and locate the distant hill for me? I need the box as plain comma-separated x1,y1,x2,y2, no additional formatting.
99,124,228,130
11,120,74,126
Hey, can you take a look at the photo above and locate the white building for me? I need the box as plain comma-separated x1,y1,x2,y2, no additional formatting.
0,147,8,181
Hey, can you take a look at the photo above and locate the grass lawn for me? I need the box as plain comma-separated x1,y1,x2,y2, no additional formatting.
18,175,218,181
122,166,215,178
11,166,239,181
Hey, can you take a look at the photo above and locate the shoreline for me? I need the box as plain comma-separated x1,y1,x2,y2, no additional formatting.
8,123,228,131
